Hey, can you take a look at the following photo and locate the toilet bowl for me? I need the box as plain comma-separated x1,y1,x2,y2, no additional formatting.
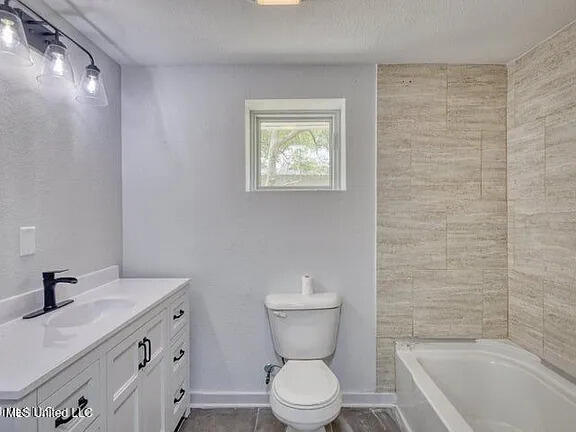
270,360,342,432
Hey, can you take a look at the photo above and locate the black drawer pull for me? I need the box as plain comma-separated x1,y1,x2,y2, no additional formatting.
55,396,88,428
173,309,185,320
138,340,147,369
174,388,185,404
173,349,185,362
144,337,152,362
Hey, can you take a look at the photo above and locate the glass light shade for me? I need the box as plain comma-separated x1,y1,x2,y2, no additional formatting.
0,5,32,66
75,64,108,107
37,41,75,89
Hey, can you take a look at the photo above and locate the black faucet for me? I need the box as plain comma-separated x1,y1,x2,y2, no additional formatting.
23,270,78,319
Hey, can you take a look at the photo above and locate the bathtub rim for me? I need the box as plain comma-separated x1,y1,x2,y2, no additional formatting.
395,339,576,432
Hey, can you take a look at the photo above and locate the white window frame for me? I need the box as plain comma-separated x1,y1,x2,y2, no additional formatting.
245,98,346,192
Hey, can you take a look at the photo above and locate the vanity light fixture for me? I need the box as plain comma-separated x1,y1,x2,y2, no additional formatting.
1,0,108,107
37,32,75,90
0,0,32,66
76,64,108,106
255,0,301,5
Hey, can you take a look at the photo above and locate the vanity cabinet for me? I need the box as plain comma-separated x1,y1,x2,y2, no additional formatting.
0,282,190,432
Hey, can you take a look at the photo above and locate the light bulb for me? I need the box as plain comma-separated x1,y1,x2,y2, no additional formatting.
0,17,16,48
85,75,98,95
51,53,65,76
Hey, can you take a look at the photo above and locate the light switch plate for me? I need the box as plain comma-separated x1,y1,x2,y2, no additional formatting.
20,226,36,256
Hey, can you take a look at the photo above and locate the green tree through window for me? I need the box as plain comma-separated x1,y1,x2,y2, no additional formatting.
259,121,330,187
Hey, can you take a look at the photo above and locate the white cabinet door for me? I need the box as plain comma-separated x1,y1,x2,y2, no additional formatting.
140,313,167,432
106,327,145,432
107,311,167,432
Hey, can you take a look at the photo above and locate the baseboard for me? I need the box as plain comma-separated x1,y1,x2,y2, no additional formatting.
190,392,270,408
342,392,397,407
189,391,396,408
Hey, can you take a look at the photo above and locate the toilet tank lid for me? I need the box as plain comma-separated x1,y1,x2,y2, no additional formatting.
265,293,342,310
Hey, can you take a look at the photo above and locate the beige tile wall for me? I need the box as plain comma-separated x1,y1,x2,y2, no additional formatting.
376,64,508,391
507,22,576,378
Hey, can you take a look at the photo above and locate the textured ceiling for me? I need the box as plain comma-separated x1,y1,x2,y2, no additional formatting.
45,0,576,65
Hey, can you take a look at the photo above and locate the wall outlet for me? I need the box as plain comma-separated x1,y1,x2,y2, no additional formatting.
20,226,36,256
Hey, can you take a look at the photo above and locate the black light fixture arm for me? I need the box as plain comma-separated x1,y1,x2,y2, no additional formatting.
7,0,96,65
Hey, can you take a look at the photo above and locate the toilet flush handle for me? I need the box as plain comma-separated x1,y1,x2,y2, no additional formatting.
273,311,287,318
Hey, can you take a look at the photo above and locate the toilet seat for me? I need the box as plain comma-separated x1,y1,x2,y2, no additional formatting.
272,360,340,409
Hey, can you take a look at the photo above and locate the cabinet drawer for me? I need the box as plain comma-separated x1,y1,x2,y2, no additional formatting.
169,328,189,384
169,294,189,340
168,375,188,432
39,361,100,432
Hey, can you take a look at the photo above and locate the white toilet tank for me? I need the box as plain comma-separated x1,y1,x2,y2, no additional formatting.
265,293,342,360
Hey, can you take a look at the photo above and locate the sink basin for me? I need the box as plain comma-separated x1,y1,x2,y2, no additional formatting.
46,298,136,328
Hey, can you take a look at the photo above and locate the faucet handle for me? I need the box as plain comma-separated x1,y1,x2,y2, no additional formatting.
43,269,69,279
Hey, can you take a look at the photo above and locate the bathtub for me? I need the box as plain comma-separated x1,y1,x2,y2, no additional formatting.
395,340,576,432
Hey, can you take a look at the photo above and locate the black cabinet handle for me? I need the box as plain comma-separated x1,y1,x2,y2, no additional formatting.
173,309,185,320
144,337,152,363
173,349,185,362
55,396,88,428
174,388,185,404
138,340,147,370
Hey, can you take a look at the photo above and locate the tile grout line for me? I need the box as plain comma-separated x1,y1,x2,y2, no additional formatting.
542,118,547,358
480,130,484,199
370,407,385,429
252,407,260,432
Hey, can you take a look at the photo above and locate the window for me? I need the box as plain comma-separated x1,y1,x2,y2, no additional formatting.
245,99,346,191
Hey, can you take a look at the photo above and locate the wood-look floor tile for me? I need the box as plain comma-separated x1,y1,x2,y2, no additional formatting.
183,409,257,432
214,408,257,432
254,408,285,432
331,408,385,432
183,409,213,432
185,408,405,432
372,408,403,432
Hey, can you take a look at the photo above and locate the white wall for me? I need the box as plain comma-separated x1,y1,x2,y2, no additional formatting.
122,65,377,394
0,0,122,301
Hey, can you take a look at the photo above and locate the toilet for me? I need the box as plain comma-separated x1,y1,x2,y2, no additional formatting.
265,292,343,432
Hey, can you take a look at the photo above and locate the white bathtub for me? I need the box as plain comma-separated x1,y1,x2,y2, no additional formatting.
396,340,576,432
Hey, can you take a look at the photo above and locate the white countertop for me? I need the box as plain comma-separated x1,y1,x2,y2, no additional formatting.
0,278,188,400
